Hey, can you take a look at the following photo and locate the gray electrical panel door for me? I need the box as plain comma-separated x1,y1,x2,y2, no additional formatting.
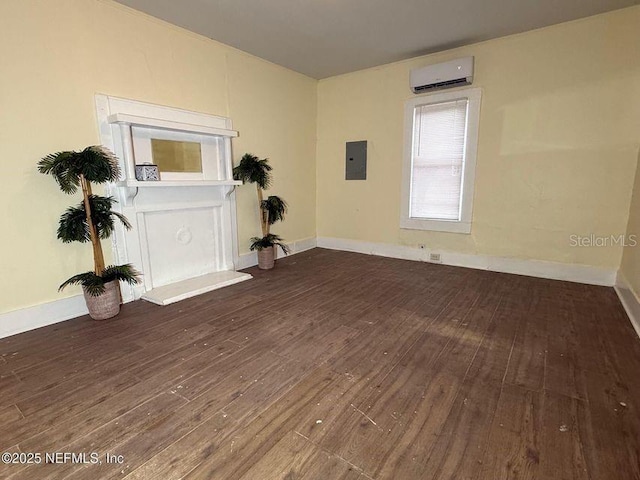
345,141,367,180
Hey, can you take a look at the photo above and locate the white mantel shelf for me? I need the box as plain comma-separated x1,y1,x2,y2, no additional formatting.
108,113,239,138
116,179,242,188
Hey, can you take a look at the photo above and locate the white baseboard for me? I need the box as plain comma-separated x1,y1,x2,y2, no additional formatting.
236,236,317,270
615,271,640,339
316,236,617,286
0,237,317,341
0,295,89,340
2,235,621,341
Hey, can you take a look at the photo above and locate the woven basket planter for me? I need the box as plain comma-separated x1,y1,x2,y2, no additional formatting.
257,246,276,270
83,280,121,320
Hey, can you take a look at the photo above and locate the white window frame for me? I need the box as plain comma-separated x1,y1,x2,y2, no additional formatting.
400,87,481,234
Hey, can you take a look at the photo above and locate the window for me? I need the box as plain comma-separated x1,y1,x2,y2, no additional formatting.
401,88,481,234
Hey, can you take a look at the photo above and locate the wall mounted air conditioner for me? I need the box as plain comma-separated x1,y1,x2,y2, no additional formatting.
410,56,474,93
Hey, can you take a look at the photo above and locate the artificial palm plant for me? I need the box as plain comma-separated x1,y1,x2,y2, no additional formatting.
233,153,289,269
38,146,140,319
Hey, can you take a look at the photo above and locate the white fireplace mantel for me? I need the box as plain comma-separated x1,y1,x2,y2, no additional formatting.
95,95,251,305
114,179,242,207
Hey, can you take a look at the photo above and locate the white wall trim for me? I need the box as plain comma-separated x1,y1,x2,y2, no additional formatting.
237,236,317,270
0,295,89,340
0,236,316,340
317,236,616,286
615,271,640,339
4,235,623,340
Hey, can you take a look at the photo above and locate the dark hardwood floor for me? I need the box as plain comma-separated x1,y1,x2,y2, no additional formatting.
1,248,639,479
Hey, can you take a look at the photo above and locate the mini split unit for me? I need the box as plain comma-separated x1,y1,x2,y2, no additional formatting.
410,56,474,93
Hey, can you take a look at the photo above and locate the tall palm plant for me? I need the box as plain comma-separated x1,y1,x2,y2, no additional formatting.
233,154,290,267
38,146,140,298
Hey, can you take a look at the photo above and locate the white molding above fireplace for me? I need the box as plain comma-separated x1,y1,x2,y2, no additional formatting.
95,94,250,304
107,113,239,138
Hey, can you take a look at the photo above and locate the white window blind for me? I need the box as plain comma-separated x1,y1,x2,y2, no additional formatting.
410,99,468,221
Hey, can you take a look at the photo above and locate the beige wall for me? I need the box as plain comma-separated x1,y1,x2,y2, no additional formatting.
3,1,640,316
316,7,640,270
0,0,316,313
620,149,640,297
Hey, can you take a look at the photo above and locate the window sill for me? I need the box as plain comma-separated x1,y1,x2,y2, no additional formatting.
400,218,471,234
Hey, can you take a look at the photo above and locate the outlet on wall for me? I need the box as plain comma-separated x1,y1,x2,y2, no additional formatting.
429,253,442,263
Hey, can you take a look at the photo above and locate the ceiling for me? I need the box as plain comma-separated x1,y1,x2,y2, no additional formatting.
115,0,638,79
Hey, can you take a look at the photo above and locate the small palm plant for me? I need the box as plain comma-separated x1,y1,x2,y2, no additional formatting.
38,146,140,319
233,153,289,269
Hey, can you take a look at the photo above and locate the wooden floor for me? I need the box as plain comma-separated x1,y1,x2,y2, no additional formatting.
1,248,639,479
